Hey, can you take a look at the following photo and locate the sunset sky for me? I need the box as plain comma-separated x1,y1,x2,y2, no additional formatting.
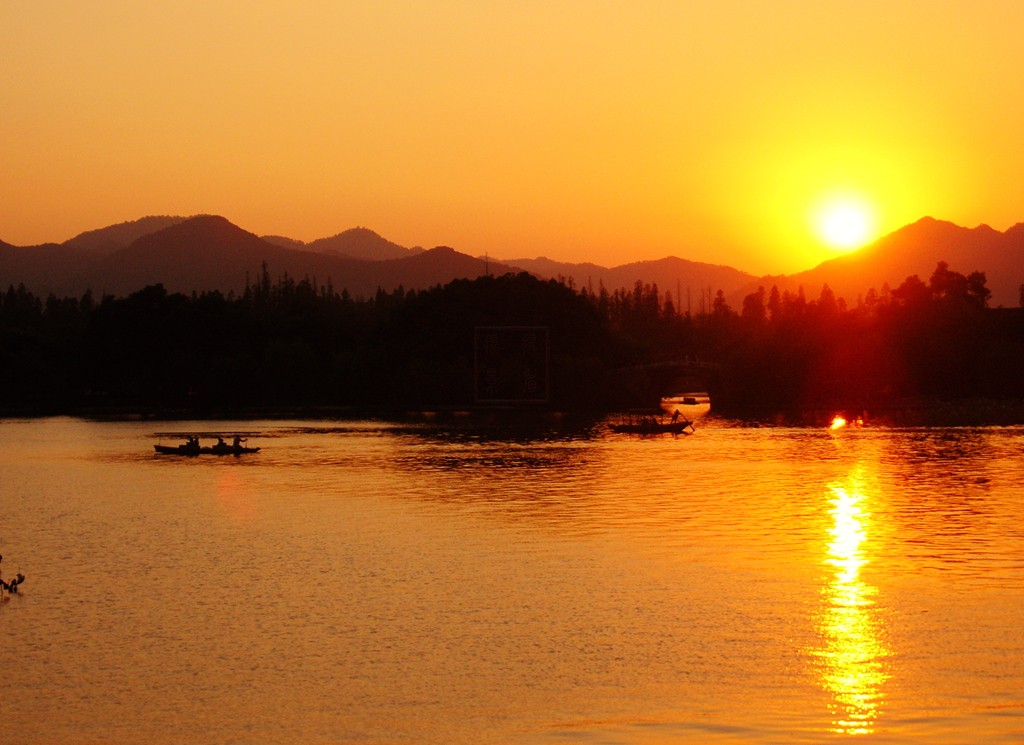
3,1,1022,274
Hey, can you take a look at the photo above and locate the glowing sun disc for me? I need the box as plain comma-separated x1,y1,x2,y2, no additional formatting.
814,198,876,251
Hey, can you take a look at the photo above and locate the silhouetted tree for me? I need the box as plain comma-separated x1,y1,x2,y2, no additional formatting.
712,289,732,318
891,274,930,308
815,284,838,316
741,286,766,325
766,285,782,320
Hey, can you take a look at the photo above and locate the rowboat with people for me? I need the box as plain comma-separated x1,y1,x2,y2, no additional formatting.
153,432,260,456
609,409,695,435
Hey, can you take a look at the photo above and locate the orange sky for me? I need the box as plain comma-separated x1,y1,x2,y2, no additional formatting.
3,1,1022,274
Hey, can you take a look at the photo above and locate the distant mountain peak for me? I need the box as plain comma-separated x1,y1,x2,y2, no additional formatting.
336,226,383,238
306,226,416,261
149,214,265,242
763,215,1024,308
175,214,241,231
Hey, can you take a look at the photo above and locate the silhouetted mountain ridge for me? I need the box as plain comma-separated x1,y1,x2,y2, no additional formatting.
90,215,296,295
64,215,189,256
306,227,422,260
87,216,500,298
0,215,506,298
506,255,756,312
744,217,1024,308
261,226,423,261
2,213,1022,307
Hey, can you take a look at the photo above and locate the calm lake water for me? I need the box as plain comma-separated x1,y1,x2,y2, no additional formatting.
1,415,1022,744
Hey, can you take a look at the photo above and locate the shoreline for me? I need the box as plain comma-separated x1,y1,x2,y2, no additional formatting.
3,397,1024,428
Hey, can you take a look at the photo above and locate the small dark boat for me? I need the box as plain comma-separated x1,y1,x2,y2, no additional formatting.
661,392,710,408
609,411,694,435
154,443,260,456
153,433,260,456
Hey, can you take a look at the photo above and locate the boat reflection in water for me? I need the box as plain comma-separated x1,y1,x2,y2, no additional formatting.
813,467,890,735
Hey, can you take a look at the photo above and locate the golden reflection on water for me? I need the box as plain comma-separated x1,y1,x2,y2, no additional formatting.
815,467,889,735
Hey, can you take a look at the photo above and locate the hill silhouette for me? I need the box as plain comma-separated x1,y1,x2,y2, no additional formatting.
86,216,501,298
306,227,422,260
261,226,422,261
744,217,1024,308
63,215,188,256
507,255,756,312
3,213,1023,307
0,215,513,299
0,215,761,303
0,242,95,298
87,215,304,296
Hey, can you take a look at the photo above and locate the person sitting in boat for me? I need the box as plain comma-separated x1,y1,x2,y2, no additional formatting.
232,435,245,448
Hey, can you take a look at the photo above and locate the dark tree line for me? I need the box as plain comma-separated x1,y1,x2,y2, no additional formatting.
1,261,1022,419
0,271,626,414
709,262,1023,418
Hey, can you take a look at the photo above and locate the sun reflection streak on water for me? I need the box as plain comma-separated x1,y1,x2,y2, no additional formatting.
815,468,889,736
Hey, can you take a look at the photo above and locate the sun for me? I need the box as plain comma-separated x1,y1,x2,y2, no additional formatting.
813,196,877,252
